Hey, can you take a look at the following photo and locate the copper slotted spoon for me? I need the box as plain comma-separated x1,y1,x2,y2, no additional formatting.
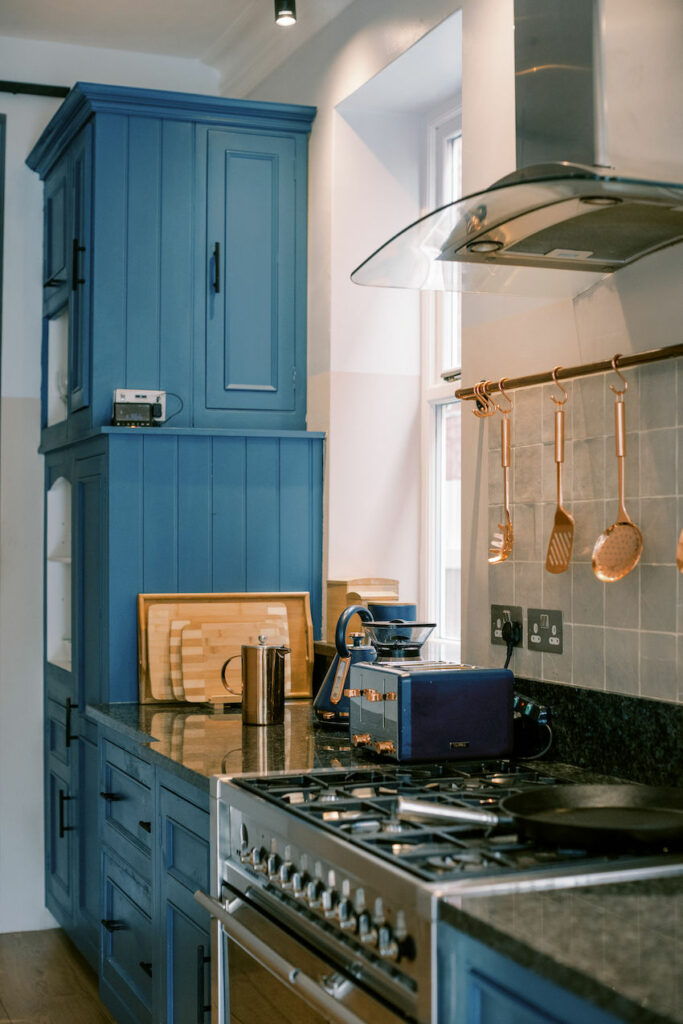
546,367,574,573
677,529,683,573
592,356,643,583
488,379,514,564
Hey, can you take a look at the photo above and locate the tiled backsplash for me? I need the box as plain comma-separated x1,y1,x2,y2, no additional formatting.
487,358,682,703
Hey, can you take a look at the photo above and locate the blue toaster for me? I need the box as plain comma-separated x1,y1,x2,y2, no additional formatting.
347,660,514,762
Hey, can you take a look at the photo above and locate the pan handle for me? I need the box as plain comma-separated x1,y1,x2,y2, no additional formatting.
397,796,501,827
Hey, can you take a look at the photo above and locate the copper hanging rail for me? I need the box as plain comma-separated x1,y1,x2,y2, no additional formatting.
449,342,683,403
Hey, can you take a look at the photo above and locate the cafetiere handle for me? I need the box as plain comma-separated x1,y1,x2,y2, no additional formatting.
335,605,374,659
220,654,242,695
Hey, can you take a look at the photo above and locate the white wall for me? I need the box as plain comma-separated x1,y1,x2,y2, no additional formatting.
0,38,218,933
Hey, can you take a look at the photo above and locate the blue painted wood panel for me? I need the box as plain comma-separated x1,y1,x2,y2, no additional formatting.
43,152,69,317
75,454,105,707
101,852,153,1023
127,116,162,386
177,436,212,592
212,436,247,590
69,123,92,413
73,734,100,971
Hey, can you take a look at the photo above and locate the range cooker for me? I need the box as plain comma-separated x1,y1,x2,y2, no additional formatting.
195,760,683,1024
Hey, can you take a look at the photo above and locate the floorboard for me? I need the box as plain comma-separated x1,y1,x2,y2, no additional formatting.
0,929,114,1023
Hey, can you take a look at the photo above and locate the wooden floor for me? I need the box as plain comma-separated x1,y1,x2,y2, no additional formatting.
0,929,115,1024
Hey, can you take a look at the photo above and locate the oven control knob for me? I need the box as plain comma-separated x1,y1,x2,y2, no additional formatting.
292,871,308,899
337,898,357,932
266,853,281,879
306,880,323,909
378,925,399,961
321,889,337,918
279,861,294,888
250,847,266,872
357,912,378,947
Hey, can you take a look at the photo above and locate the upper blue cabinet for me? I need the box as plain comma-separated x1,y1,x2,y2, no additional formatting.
27,83,316,449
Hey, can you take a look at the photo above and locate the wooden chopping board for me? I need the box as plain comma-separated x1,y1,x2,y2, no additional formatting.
180,605,290,703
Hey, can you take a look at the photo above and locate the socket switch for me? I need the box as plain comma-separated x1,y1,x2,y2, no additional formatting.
490,604,523,647
527,608,563,653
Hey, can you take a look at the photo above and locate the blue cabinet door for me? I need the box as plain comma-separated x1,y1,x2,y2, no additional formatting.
43,152,70,317
45,760,74,925
74,452,105,707
101,852,154,1024
72,730,100,971
68,124,92,414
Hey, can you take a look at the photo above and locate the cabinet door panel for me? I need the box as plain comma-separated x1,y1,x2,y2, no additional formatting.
164,890,210,1024
69,124,92,413
43,154,69,316
160,787,210,895
46,764,74,922
73,733,100,969
101,855,153,1023
75,454,105,706
206,129,296,413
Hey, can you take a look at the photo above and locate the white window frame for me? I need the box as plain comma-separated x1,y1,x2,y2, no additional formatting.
419,102,462,654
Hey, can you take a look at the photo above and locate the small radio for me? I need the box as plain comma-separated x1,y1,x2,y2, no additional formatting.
112,389,166,427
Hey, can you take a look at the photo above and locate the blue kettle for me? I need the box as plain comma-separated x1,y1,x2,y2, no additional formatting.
313,605,377,726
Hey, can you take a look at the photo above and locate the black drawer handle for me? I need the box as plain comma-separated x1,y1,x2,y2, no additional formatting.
72,237,86,290
99,791,122,802
58,789,74,839
197,944,211,1022
65,697,78,748
138,820,152,833
212,242,220,294
139,961,153,978
101,919,122,933
44,275,66,288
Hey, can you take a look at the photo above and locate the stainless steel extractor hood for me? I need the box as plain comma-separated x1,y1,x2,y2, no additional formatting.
351,0,683,298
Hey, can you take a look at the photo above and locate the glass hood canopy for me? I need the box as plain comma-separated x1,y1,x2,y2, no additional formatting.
351,162,683,300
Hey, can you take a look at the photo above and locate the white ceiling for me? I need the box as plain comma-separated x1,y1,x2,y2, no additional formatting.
0,0,356,92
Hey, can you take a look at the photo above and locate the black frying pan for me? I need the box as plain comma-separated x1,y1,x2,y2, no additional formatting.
397,785,683,851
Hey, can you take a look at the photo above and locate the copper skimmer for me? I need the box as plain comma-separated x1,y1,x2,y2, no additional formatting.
488,379,514,564
546,367,574,573
677,528,683,573
592,356,643,582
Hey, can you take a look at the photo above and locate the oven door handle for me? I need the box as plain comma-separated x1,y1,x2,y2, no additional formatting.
194,891,368,1024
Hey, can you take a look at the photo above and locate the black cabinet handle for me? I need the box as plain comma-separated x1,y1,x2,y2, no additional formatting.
72,237,86,290
65,697,78,748
197,944,211,1022
44,275,66,288
138,820,152,833
139,961,153,978
101,919,122,933
99,791,122,802
212,242,220,294
58,789,74,839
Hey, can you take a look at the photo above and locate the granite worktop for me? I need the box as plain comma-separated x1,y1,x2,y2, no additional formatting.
88,700,683,1024
441,875,682,1024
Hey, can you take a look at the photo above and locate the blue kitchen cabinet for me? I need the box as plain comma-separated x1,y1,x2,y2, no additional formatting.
44,757,75,926
27,83,315,450
158,780,211,1024
438,924,622,1024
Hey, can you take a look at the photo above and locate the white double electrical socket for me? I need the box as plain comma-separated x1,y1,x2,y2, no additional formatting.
113,388,166,422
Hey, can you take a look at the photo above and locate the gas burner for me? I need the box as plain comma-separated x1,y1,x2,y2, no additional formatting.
426,850,486,872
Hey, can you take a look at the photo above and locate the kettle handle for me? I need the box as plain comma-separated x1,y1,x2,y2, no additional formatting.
335,605,374,658
220,654,242,695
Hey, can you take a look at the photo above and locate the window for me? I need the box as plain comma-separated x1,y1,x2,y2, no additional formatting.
421,106,462,654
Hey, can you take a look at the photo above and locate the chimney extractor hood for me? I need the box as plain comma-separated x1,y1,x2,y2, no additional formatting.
351,0,683,299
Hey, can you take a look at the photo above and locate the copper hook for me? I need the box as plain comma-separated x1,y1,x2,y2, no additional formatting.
491,377,513,415
550,365,569,406
472,380,495,418
609,353,628,396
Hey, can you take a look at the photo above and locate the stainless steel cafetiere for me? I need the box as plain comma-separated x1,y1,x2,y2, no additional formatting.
221,635,290,725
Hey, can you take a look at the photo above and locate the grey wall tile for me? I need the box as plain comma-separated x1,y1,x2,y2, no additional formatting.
542,623,572,683
488,560,515,606
511,503,544,562
637,361,676,431
542,561,572,612
488,458,504,504
640,497,678,565
513,445,543,503
487,415,500,451
513,387,542,447
573,437,606,500
640,565,677,633
678,426,683,490
605,629,639,696
571,562,605,626
604,565,640,630
640,632,677,701
573,376,606,439
639,428,677,498
515,562,543,612
512,638,543,681
572,625,605,689
572,500,606,562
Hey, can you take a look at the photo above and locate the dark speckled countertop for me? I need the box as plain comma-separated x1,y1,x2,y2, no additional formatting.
88,700,683,1024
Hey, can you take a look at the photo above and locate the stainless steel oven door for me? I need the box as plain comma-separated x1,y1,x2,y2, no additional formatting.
195,890,410,1024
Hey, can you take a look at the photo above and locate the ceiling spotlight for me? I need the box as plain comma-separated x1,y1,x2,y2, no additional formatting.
275,0,296,26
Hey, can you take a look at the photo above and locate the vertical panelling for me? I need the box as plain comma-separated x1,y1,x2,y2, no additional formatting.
108,437,144,701
126,117,162,386
160,120,194,426
245,438,280,591
279,437,324,637
92,115,128,429
177,436,212,591
212,437,247,590
142,436,179,593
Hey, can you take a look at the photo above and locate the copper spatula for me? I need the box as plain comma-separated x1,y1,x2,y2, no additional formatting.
546,381,574,573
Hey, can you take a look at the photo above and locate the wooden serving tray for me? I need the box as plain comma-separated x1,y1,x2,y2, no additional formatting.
137,592,313,703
